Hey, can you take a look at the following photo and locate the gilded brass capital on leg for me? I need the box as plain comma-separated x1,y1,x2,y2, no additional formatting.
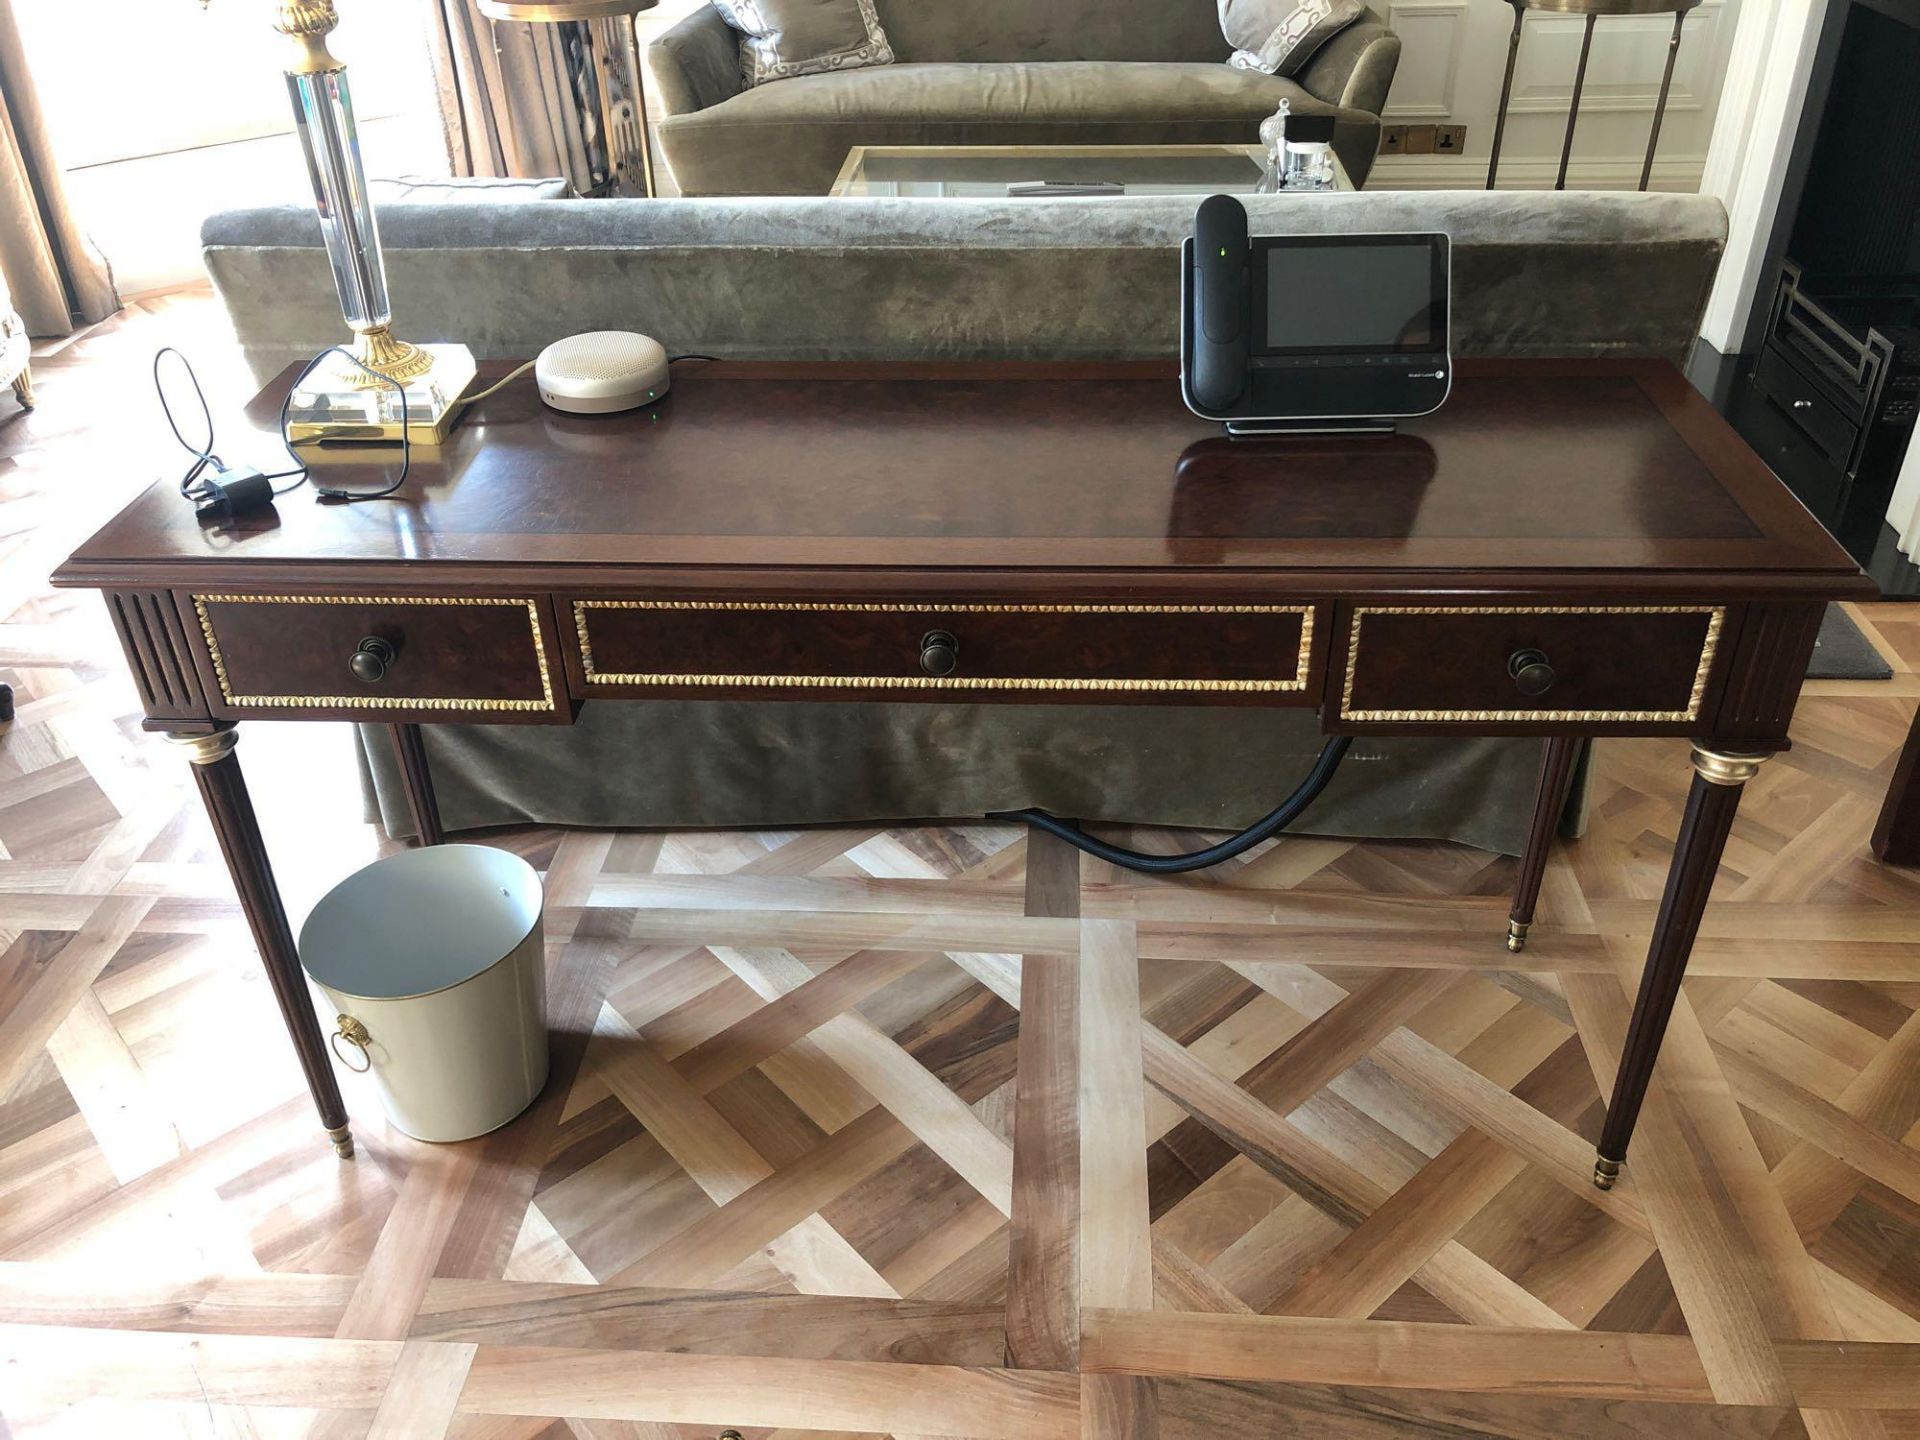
166,725,240,767
1593,1154,1622,1190
327,1123,355,1159
1690,744,1768,788
1506,918,1529,953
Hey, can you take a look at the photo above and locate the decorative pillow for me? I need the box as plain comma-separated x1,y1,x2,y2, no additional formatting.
1220,0,1367,77
710,0,895,87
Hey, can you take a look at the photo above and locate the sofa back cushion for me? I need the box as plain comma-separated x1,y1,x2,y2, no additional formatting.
872,0,1230,63
203,192,1730,382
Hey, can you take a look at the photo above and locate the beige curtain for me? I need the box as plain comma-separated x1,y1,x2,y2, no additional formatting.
0,0,115,336
425,1,606,194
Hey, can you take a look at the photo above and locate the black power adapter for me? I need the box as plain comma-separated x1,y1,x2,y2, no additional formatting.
192,464,276,518
155,346,418,512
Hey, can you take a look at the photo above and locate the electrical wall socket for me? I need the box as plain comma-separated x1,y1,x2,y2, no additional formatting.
1379,123,1466,159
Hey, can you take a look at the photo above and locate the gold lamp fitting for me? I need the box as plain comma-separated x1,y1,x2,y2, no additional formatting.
196,1,345,73
351,324,436,387
272,0,345,74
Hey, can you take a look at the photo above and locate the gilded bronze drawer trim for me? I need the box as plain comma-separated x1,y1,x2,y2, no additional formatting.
1340,604,1726,723
192,594,555,711
573,599,1316,693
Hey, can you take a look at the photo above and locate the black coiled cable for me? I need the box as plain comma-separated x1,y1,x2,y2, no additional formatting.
988,734,1352,874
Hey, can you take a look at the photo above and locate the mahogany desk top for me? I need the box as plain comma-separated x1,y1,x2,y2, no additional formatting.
56,359,1869,604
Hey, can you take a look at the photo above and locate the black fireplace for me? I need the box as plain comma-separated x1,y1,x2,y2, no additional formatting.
1721,0,1920,578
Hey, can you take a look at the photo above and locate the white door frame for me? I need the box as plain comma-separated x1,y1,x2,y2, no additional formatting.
1695,0,1829,355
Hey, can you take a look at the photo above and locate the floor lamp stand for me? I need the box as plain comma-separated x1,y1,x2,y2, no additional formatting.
1485,0,1702,193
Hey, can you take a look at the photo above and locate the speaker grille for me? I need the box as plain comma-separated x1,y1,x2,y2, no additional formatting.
539,331,664,383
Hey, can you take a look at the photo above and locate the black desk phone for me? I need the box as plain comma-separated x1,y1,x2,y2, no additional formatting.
1181,194,1452,435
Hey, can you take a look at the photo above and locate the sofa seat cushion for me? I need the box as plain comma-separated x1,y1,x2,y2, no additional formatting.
658,60,1378,195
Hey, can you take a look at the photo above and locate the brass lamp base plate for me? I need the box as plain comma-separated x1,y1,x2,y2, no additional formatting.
286,404,470,448
286,343,478,447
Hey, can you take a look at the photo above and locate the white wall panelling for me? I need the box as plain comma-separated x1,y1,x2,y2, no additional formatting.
1371,0,1745,191
1383,3,1471,119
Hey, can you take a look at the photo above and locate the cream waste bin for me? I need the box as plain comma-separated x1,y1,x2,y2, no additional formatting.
300,844,548,1142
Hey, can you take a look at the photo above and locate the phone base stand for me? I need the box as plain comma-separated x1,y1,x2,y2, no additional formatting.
1224,417,1399,438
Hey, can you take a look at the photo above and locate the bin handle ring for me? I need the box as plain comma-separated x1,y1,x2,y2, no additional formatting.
331,1014,373,1073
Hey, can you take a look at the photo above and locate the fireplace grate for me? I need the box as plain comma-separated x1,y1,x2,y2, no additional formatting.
1756,261,1920,485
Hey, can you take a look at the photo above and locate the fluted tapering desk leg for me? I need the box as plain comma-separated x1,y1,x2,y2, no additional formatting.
389,723,444,846
170,725,354,1158
1508,736,1580,953
1871,703,1920,865
1592,743,1766,1189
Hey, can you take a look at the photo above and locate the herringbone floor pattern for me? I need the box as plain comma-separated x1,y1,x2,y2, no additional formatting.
2,294,1918,1437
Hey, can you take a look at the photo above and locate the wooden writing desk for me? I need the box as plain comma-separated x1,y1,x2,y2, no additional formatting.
53,359,1871,1184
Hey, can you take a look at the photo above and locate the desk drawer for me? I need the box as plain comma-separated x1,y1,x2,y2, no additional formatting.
190,594,564,719
569,599,1320,702
1336,604,1726,728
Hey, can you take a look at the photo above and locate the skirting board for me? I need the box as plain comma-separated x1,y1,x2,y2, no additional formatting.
1368,153,1708,192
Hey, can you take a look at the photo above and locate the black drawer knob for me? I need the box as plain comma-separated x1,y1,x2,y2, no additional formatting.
350,635,398,684
1508,648,1556,698
919,629,959,678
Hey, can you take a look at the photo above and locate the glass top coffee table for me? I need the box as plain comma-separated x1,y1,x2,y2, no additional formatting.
828,144,1352,198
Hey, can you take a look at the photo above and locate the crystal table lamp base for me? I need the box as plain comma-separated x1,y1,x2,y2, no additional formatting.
285,343,479,445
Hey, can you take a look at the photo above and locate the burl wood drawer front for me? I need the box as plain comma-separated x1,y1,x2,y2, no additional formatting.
191,594,562,717
571,600,1319,700
1337,604,1726,725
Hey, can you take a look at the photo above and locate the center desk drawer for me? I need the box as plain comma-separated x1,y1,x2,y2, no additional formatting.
569,599,1321,701
1335,604,1727,729
190,594,565,719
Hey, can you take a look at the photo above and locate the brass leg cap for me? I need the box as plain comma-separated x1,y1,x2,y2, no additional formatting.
1506,919,1529,954
1593,1155,1622,1190
328,1124,355,1160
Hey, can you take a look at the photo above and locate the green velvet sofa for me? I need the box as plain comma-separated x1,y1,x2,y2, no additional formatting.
647,0,1401,196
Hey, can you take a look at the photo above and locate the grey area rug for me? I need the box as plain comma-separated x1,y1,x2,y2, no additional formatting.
1806,604,1893,680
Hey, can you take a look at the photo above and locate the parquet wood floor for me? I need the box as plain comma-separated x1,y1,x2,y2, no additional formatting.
3,294,1919,1438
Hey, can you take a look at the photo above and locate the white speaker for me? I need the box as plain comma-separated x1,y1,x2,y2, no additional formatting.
535,330,670,415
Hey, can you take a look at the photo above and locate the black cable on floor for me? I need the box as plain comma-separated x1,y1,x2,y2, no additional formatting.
989,734,1353,874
